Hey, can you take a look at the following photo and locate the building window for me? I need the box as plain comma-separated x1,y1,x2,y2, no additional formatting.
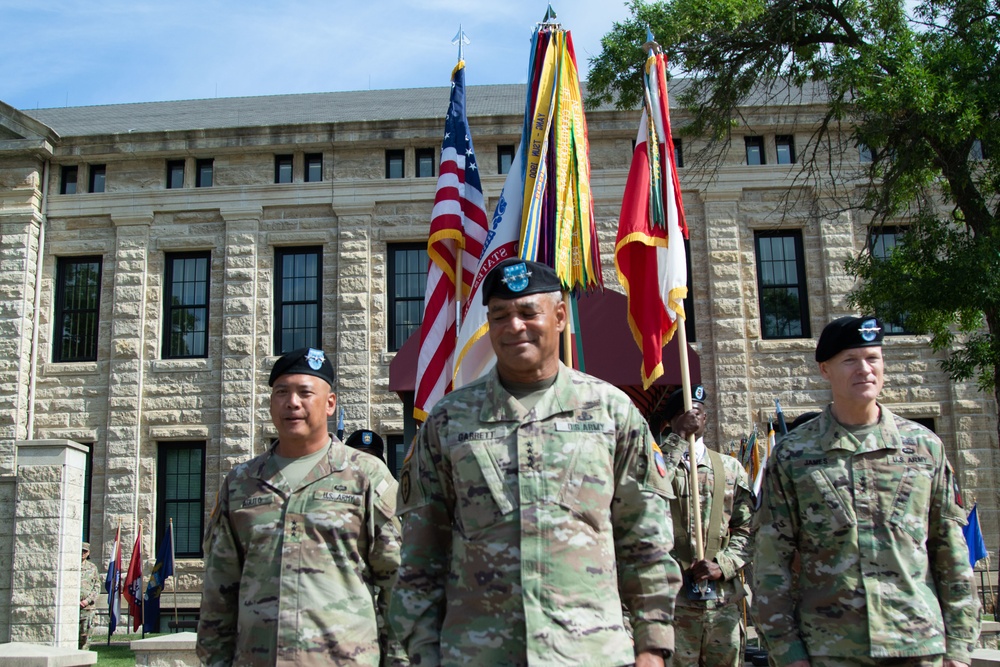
682,239,696,343
275,247,322,354
305,153,323,182
167,160,185,189
82,443,93,542
88,165,106,193
386,149,405,179
754,231,810,339
386,434,406,480
156,442,205,559
416,148,435,178
163,252,210,358
869,226,915,335
195,159,213,187
387,242,427,351
60,166,78,194
776,135,796,164
859,143,874,163
673,139,684,168
53,256,102,362
745,136,766,165
970,139,986,161
498,145,515,175
275,155,293,184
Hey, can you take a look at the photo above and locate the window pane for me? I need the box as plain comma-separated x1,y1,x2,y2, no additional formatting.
55,257,102,362
416,149,435,178
61,166,78,195
164,253,209,359
275,248,321,353
276,155,293,184
157,443,204,557
387,244,428,351
746,137,765,166
196,159,213,187
776,136,795,165
305,153,323,182
755,231,809,340
89,165,106,193
498,145,515,175
386,150,405,179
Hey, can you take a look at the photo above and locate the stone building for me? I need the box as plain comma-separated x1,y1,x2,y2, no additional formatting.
0,82,996,628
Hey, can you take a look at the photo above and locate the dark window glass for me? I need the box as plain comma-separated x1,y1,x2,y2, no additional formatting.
912,417,936,432
755,231,810,339
275,247,322,354
386,150,405,179
970,139,986,161
869,226,915,335
498,145,515,175
387,242,427,351
167,160,185,189
776,135,796,164
859,143,874,163
275,155,293,184
745,136,766,165
386,434,406,480
195,159,213,188
88,165,106,193
305,153,323,182
82,443,93,542
683,239,696,343
416,148,435,178
61,166,78,194
164,252,210,358
156,442,205,558
673,139,684,168
54,256,102,362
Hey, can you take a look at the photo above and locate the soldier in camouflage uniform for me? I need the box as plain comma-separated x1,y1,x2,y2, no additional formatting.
79,542,101,649
655,385,753,667
197,348,404,667
389,259,681,667
753,316,981,667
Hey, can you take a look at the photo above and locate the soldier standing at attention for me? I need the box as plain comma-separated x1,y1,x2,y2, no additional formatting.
655,385,754,667
753,316,981,667
389,258,681,667
79,542,101,649
197,348,404,666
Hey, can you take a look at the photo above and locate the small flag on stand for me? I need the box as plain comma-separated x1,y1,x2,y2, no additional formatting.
143,521,176,634
336,407,345,441
124,524,144,631
963,503,988,567
104,523,123,640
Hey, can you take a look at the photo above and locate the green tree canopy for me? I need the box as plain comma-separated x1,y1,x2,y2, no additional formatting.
589,0,1000,436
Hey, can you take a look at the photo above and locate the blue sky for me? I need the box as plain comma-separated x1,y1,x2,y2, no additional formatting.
2,0,633,111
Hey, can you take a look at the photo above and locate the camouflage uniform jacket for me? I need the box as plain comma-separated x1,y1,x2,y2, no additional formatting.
80,558,101,613
662,434,753,608
390,364,681,666
197,437,404,667
753,404,980,664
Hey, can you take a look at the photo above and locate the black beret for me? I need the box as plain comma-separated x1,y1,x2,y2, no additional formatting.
788,411,821,431
344,429,385,460
269,347,335,387
662,384,707,422
815,316,883,362
482,258,563,305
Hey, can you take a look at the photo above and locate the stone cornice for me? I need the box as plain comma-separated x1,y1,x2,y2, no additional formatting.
111,212,153,227
220,206,263,222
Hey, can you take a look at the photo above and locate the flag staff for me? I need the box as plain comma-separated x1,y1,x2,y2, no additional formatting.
451,25,471,333
139,519,145,638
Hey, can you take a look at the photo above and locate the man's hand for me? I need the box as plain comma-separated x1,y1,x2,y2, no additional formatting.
671,410,703,439
80,599,87,609
690,559,723,582
635,650,665,667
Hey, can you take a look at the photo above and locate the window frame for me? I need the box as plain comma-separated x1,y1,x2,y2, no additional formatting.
387,242,428,352
775,135,796,165
385,149,405,179
53,256,103,362
155,441,206,559
88,164,106,193
163,251,211,359
754,230,811,340
166,160,185,189
745,136,766,165
275,154,293,184
60,166,78,194
497,145,515,175
868,225,916,335
305,153,323,182
415,148,435,178
274,246,323,354
673,139,684,169
195,158,213,188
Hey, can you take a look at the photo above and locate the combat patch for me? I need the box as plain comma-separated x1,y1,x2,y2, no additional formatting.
400,469,411,504
315,491,362,506
241,495,273,508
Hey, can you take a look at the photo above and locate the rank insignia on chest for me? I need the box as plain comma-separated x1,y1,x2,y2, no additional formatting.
652,443,667,478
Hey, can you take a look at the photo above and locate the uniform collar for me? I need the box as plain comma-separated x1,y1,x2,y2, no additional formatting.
253,435,348,493
480,362,582,422
819,403,901,454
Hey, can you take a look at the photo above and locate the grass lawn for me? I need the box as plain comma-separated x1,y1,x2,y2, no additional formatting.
91,643,134,666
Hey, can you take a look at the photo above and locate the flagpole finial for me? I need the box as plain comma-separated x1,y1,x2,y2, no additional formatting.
539,5,560,29
642,26,660,54
452,25,471,62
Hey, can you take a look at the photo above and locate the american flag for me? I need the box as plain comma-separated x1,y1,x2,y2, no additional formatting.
413,60,488,421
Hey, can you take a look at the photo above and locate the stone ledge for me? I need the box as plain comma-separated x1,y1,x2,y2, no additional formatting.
974,648,1000,666
131,632,198,667
0,642,96,666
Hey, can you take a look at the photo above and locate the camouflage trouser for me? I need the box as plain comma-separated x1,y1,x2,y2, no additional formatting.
810,656,943,666
78,609,94,649
670,602,744,667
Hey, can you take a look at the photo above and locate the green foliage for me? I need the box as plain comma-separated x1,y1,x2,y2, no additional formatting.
589,0,1000,402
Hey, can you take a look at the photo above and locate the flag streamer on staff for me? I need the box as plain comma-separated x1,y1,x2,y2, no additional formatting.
104,522,123,640
414,53,488,419
143,520,176,633
614,36,690,389
454,9,601,387
964,503,988,567
124,524,144,631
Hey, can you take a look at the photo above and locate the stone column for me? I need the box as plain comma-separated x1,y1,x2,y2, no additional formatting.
333,207,375,430
0,211,43,476
219,207,261,469
699,191,752,443
103,214,152,532
9,440,88,648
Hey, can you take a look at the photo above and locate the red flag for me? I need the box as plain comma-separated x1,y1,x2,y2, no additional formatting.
124,525,143,631
614,49,689,389
413,59,488,420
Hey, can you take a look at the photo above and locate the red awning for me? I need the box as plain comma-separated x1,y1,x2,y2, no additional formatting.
388,289,701,417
